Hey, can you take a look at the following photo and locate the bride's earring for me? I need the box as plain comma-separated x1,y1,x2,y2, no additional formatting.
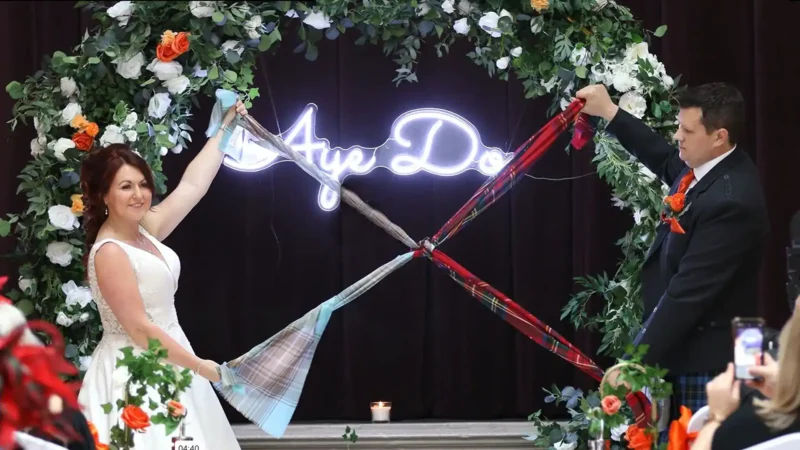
104,206,108,216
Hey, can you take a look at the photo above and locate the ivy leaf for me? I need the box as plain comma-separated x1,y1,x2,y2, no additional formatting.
5,81,23,99
211,11,224,23
223,70,238,82
0,219,10,237
654,25,668,38
208,66,219,80
304,43,318,61
575,66,587,79
101,403,113,414
15,299,34,316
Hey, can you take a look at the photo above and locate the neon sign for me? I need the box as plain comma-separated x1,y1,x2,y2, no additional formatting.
222,104,513,211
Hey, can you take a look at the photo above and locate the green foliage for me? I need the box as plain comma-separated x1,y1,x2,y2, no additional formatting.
526,346,672,449
100,338,193,448
342,425,359,448
2,0,679,369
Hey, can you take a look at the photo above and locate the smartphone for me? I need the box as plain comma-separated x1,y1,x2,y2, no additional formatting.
732,317,765,380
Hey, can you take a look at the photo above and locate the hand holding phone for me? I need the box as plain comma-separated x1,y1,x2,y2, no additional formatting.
732,317,765,380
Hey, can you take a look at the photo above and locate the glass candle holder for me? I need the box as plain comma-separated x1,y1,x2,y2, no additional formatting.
370,401,391,423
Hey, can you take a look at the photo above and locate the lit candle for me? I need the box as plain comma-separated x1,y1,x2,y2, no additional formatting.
370,401,391,423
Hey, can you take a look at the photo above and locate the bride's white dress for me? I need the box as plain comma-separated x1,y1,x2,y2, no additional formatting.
78,226,240,449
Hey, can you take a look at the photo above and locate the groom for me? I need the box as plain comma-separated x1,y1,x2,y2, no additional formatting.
576,82,769,414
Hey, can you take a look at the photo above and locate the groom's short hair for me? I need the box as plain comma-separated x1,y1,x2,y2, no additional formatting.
676,82,745,146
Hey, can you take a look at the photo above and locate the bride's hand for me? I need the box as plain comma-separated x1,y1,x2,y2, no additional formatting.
198,359,222,383
222,100,248,127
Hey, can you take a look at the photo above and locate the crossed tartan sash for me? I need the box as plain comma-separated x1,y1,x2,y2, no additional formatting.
210,96,652,437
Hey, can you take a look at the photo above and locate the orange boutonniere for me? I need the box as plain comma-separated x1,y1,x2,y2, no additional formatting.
87,420,110,450
667,405,699,450
661,192,691,234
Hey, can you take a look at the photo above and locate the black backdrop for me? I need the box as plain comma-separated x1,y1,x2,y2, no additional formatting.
2,1,799,424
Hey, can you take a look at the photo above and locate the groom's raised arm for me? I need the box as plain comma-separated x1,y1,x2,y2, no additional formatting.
605,108,686,187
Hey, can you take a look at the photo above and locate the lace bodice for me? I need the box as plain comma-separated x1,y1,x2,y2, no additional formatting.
88,225,182,338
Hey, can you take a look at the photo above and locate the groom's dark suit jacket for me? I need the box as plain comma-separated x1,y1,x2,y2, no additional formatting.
606,109,769,375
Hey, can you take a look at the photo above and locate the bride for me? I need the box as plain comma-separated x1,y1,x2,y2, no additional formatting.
77,100,247,448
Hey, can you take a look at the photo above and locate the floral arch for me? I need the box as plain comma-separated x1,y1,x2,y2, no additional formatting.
3,0,676,422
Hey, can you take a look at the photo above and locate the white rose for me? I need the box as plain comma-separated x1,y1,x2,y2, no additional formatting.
79,356,92,371
243,15,262,40
495,56,510,70
457,0,474,15
221,40,243,56
554,441,577,450
619,91,647,118
453,18,470,35
160,147,169,156
170,144,183,154
148,93,172,119
625,42,650,62
663,74,674,88
416,1,431,16
46,242,75,267
60,103,82,125
123,112,138,128
163,75,190,95
442,0,455,13
107,1,133,27
113,52,146,80
510,46,522,57
53,138,75,161
62,280,93,309
610,422,630,441
478,12,501,37
146,59,183,81
124,130,138,142
303,10,331,30
570,47,589,66
99,124,125,147
56,311,74,327
189,1,216,18
112,365,131,389
60,77,78,98
31,136,46,158
33,116,44,134
18,278,34,293
48,205,79,231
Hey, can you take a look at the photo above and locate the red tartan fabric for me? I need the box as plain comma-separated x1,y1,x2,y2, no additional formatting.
432,100,589,246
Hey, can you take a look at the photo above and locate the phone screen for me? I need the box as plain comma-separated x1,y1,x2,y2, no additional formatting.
733,323,764,380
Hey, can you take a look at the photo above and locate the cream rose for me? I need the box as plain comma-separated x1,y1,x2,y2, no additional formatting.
148,93,172,119
46,241,74,267
48,205,79,231
62,280,93,309
113,52,146,80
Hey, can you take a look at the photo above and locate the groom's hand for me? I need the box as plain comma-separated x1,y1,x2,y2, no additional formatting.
576,84,619,122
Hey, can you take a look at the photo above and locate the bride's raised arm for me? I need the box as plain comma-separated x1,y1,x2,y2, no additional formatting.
140,100,247,241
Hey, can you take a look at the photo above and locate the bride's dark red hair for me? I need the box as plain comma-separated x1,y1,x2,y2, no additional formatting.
79,144,154,268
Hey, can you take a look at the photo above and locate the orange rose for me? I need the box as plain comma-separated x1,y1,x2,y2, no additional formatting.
171,32,190,54
157,43,181,62
531,0,549,12
665,193,686,212
72,132,94,151
70,114,89,130
167,400,185,417
601,395,622,415
625,425,654,450
84,122,99,138
70,194,84,214
121,404,150,431
161,30,176,46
